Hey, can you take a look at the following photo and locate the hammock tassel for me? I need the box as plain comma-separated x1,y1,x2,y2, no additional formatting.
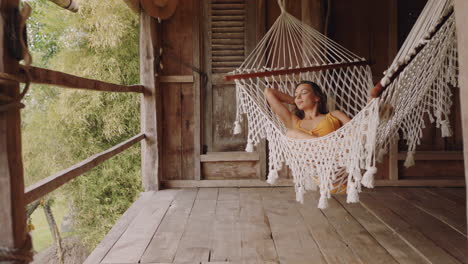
267,169,278,184
318,193,328,209
440,120,452,137
376,148,387,163
296,187,304,204
233,121,242,135
361,166,377,188
346,181,360,203
404,151,415,168
245,140,254,152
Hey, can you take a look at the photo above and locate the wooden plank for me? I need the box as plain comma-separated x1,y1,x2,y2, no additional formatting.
202,161,258,180
424,187,467,206
296,192,360,264
173,189,218,263
334,195,428,264
260,188,326,263
397,151,464,160
210,187,242,262
101,189,180,263
201,151,259,162
162,179,292,188
162,179,465,188
140,189,198,263
24,133,145,204
374,179,465,187
318,195,398,263
181,82,195,180
140,11,160,191
360,192,460,264
158,75,194,83
193,0,202,181
0,111,14,251
391,188,466,236
83,191,156,264
14,65,144,93
162,83,182,180
454,0,468,232
238,188,278,262
364,191,468,263
389,142,399,180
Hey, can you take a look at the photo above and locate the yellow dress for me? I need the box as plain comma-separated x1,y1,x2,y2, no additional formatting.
295,113,347,194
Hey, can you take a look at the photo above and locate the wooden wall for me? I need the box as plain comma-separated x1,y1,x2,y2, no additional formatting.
159,0,197,180
156,0,464,185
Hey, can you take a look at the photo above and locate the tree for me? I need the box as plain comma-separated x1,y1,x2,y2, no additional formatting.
23,0,142,252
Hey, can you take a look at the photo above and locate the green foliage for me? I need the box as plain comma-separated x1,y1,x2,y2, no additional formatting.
22,0,142,252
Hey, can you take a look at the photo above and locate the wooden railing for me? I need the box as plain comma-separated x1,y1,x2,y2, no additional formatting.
0,1,160,262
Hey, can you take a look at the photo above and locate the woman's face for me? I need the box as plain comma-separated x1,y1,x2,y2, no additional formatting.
294,83,319,110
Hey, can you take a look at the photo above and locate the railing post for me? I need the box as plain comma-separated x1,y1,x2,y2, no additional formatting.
0,0,31,262
140,10,160,191
454,0,468,233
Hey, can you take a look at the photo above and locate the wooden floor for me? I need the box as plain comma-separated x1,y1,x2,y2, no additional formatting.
84,187,467,264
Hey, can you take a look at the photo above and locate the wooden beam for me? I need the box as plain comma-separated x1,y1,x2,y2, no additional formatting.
397,151,464,161
47,0,78,12
193,0,201,180
201,151,259,162
158,75,194,83
8,65,144,93
454,0,468,232
0,0,30,261
24,133,145,204
224,60,370,81
374,180,465,187
140,11,160,191
162,179,466,188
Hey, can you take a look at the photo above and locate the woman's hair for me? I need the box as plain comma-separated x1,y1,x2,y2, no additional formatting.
293,80,328,119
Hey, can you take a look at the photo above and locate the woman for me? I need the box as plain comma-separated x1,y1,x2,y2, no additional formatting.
264,80,351,194
263,80,351,139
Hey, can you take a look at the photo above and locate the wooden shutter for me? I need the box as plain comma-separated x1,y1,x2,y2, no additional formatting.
203,0,258,152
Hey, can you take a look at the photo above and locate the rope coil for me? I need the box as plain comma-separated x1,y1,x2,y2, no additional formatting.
0,233,34,263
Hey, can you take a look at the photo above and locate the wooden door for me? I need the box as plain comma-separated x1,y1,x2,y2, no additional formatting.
201,0,266,180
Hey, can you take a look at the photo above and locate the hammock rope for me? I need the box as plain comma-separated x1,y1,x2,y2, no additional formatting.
227,0,457,208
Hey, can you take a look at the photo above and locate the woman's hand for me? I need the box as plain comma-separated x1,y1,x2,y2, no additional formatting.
286,128,318,139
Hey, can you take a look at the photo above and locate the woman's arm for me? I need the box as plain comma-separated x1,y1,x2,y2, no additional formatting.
264,87,297,128
330,110,351,125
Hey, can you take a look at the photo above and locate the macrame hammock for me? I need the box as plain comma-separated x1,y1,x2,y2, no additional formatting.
225,0,458,208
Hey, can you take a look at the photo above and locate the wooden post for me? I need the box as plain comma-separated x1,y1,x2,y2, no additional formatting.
0,0,30,262
454,0,468,231
140,11,160,191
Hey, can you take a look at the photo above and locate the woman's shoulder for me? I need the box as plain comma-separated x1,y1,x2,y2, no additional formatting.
329,110,351,124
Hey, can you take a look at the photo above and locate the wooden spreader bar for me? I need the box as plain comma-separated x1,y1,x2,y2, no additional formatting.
224,60,370,81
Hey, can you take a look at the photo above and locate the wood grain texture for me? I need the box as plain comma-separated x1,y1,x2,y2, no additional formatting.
83,191,156,264
140,11,160,191
173,188,218,263
363,191,467,263
101,189,180,263
202,160,259,180
334,194,428,264
260,187,326,264
16,65,144,93
140,189,198,263
454,0,468,232
0,0,28,252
